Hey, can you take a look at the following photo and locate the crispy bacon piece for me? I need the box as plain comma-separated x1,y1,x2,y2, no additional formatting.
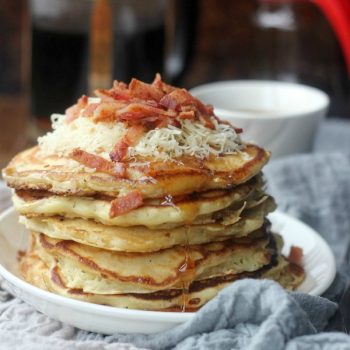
95,80,131,102
82,103,99,118
152,73,176,94
129,78,165,102
233,126,243,134
159,89,211,116
125,124,146,143
83,101,128,122
65,95,88,123
178,111,196,120
65,105,79,123
206,104,214,115
95,88,131,102
288,246,303,266
113,80,128,90
110,140,129,162
144,100,159,108
116,103,176,122
70,149,126,177
110,125,145,161
109,190,143,217
159,90,184,110
92,102,125,122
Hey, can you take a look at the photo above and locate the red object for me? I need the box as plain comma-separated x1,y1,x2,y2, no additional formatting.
109,190,144,217
110,124,145,162
70,149,126,177
259,0,350,77
313,0,350,77
288,245,304,266
109,140,129,162
129,78,165,102
65,95,88,123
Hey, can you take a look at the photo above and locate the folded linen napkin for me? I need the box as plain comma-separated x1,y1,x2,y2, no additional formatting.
0,279,342,350
1,145,350,349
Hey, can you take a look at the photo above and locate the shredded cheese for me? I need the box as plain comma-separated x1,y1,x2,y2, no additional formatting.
128,118,242,160
38,114,126,160
38,103,242,161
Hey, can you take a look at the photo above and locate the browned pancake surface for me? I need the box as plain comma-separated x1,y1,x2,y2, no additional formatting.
3,144,270,198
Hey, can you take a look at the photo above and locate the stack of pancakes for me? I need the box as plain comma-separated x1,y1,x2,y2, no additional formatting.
3,77,304,311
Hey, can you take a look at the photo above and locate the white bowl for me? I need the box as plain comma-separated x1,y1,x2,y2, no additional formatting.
190,80,329,158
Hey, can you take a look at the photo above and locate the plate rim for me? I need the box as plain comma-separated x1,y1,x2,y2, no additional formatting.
0,206,337,321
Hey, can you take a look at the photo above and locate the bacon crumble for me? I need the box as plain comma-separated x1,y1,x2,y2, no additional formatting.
73,75,222,129
109,190,144,217
65,95,88,123
110,125,145,162
288,246,303,266
70,149,126,178
129,78,165,102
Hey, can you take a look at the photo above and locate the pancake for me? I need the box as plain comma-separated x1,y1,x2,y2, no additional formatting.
18,198,275,252
20,251,304,311
31,228,274,293
12,179,268,228
3,143,270,199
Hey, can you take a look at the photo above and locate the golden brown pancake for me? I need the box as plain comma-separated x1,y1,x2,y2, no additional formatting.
12,181,266,228
18,197,275,252
20,251,304,311
3,144,270,199
32,229,274,293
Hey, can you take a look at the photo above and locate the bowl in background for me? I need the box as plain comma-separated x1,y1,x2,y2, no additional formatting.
190,80,329,158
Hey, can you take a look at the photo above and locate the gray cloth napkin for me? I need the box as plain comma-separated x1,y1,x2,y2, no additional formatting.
1,121,350,349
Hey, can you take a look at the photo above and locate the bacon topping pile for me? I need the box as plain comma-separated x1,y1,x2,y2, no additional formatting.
66,74,240,163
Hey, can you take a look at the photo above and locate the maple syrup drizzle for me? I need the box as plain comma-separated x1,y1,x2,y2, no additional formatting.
178,226,196,312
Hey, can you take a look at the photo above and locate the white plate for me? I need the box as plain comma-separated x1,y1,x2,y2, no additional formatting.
0,207,336,334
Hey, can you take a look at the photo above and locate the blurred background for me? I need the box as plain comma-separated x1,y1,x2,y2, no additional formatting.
1,0,350,168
